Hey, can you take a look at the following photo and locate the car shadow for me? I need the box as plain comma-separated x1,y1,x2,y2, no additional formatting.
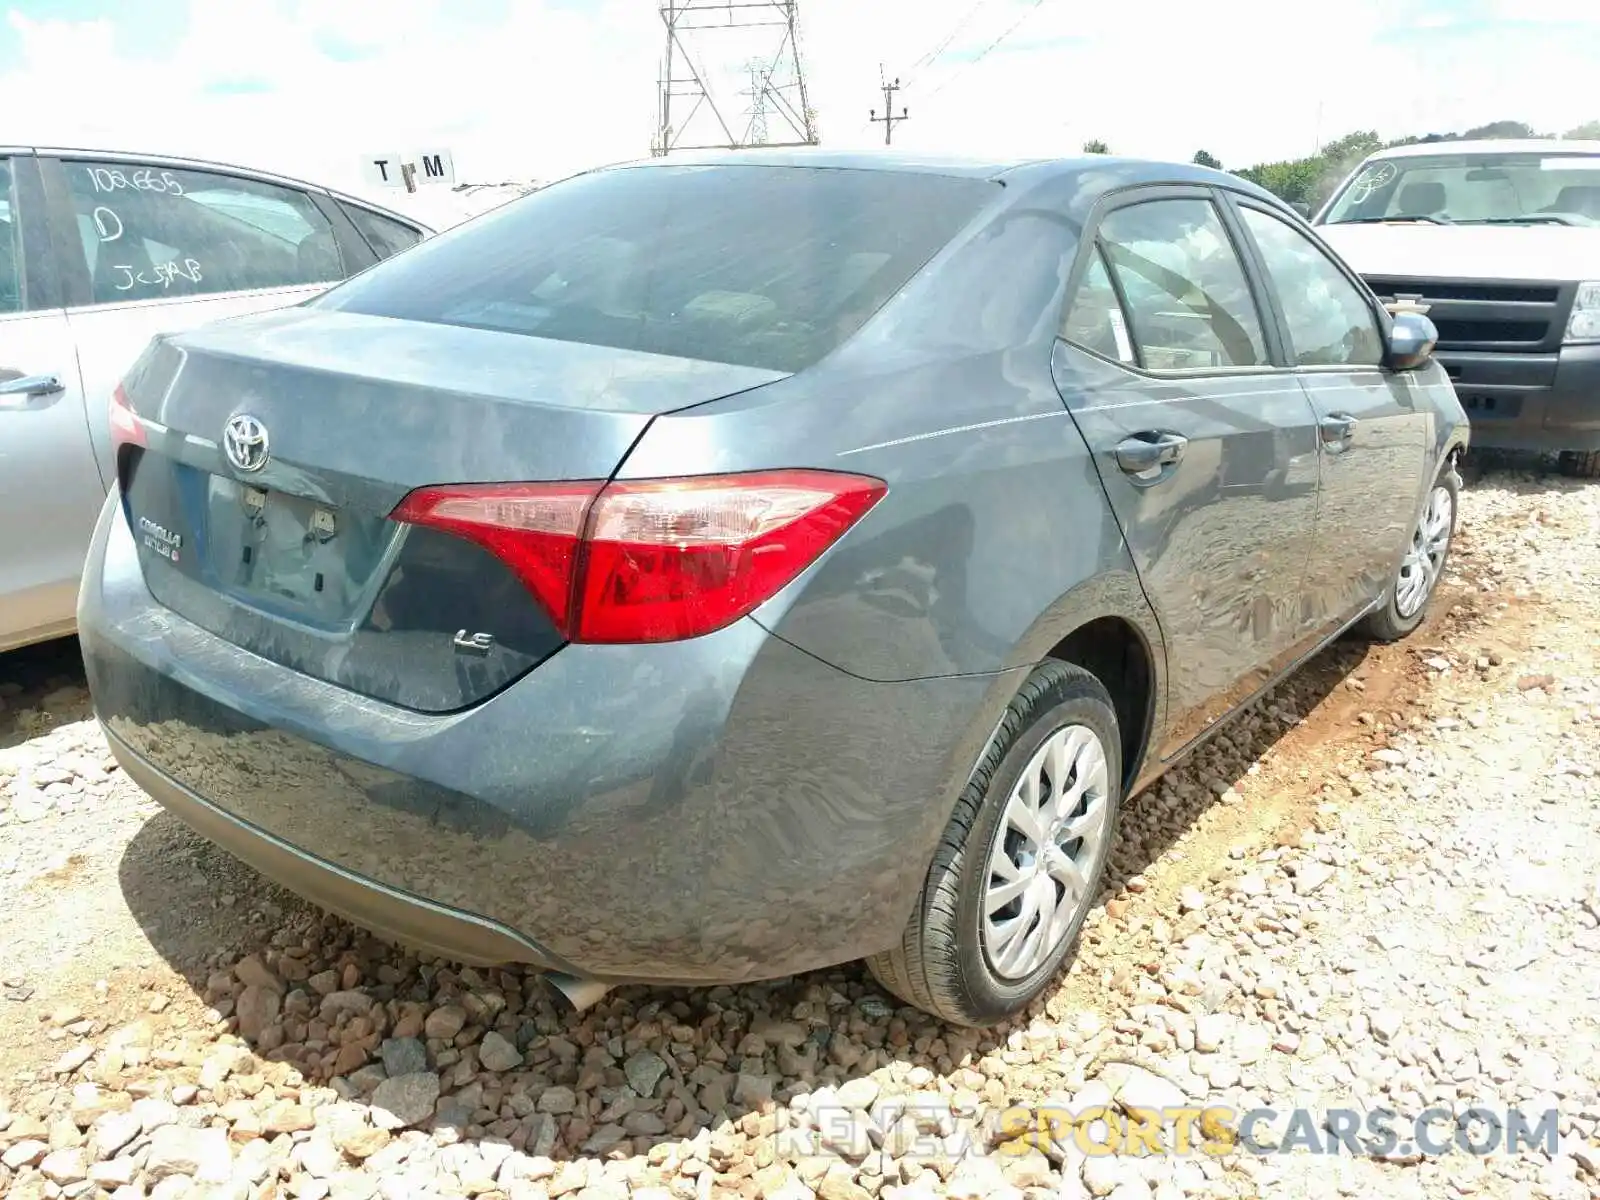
1461,447,1594,492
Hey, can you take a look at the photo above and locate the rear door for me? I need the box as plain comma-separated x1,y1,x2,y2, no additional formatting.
39,153,382,488
1226,198,1429,631
1052,187,1324,759
0,154,103,650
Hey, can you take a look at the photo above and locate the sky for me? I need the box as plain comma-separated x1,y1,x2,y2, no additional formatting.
2,0,1598,215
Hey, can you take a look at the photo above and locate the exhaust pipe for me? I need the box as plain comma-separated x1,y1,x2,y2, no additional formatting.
545,972,612,1013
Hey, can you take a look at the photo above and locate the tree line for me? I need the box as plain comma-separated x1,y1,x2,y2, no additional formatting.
1079,120,1600,209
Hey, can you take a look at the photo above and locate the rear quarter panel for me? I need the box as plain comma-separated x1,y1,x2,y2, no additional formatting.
617,169,1167,698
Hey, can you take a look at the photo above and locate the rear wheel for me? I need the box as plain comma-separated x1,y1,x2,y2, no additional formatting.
1558,450,1600,479
1360,466,1459,643
869,661,1122,1027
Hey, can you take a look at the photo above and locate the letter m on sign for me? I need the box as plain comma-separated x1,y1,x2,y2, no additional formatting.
416,150,454,184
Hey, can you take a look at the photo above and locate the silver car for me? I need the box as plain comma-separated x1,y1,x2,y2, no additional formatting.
0,146,432,653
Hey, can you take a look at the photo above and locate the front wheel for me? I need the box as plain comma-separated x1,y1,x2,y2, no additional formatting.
1359,466,1460,643
868,661,1122,1027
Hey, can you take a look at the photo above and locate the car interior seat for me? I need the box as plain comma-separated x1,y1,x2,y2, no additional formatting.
1395,181,1447,217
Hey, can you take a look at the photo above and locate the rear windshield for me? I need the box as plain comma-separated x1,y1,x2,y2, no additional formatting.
313,164,997,373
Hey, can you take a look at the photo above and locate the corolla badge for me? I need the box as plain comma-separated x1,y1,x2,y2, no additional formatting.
224,414,270,473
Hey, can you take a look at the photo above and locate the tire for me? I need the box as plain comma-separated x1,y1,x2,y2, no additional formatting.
1359,464,1460,643
1558,450,1600,479
868,661,1123,1027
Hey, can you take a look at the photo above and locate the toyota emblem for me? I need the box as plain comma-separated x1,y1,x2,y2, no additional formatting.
224,414,270,473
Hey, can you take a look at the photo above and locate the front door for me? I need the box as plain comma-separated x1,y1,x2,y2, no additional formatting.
1228,201,1429,630
1053,189,1323,760
0,154,102,649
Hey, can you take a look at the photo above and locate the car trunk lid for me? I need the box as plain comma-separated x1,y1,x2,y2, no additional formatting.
114,307,786,712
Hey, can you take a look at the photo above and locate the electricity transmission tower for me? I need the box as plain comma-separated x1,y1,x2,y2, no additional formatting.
653,0,819,155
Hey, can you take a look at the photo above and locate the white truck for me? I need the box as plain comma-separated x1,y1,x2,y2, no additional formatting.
1315,139,1600,477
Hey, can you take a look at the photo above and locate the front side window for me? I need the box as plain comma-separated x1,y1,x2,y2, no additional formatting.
314,164,997,373
340,202,425,260
64,160,345,305
1240,207,1383,367
1097,198,1267,370
1321,152,1600,226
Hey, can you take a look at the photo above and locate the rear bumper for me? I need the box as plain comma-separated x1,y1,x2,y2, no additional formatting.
79,489,1014,985
1443,343,1600,452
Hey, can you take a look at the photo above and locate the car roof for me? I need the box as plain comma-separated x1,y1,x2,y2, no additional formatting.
1370,139,1600,160
5,142,435,233
591,146,1284,200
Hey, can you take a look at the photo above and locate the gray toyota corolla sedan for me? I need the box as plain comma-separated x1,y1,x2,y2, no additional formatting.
79,150,1467,1027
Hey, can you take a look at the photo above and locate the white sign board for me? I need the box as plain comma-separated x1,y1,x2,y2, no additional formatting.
415,149,456,186
358,150,456,189
360,152,406,189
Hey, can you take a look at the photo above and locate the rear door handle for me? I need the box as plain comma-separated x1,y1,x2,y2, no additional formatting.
1320,413,1357,446
0,373,65,406
1114,431,1188,476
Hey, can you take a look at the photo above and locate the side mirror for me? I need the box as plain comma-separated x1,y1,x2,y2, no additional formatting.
1386,310,1438,371
1289,202,1311,218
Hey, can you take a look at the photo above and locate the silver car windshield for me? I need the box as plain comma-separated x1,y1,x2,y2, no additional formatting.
1321,151,1600,227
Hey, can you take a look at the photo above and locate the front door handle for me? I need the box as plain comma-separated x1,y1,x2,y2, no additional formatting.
0,373,65,406
1320,413,1357,446
1114,431,1189,476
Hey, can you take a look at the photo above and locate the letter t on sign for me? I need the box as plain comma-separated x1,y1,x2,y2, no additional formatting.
359,152,407,190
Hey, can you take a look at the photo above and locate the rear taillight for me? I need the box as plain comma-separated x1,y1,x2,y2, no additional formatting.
109,383,146,451
390,469,886,643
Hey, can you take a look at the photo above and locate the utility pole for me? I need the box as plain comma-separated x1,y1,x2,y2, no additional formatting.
653,0,819,156
870,66,908,145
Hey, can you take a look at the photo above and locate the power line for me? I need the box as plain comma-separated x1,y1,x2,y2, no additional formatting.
925,0,1051,99
903,0,995,85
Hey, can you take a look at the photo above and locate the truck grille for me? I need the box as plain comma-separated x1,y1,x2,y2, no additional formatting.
1362,275,1575,353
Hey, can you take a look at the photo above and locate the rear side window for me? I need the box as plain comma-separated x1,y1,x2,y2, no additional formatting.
315,164,996,372
1062,248,1135,364
340,202,425,260
1097,198,1267,370
0,159,19,313
63,159,345,305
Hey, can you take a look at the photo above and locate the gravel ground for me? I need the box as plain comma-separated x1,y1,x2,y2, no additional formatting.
1,458,1597,1200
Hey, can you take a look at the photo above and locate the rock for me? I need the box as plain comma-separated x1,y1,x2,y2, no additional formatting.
817,1162,872,1200
424,1005,467,1041
379,1037,428,1078
734,1073,775,1109
1293,862,1335,894
91,1110,143,1158
835,1078,880,1111
369,1073,441,1130
2,1139,48,1169
333,1124,391,1160
1370,1009,1404,1044
1178,887,1207,913
479,1030,524,1072
39,1146,89,1184
1106,1065,1188,1116
235,985,281,1040
537,1085,577,1114
233,954,283,994
624,1050,669,1098
146,1125,232,1183
263,1103,316,1134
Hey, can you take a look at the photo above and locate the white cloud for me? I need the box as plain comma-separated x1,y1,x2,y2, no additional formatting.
1,0,1596,209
